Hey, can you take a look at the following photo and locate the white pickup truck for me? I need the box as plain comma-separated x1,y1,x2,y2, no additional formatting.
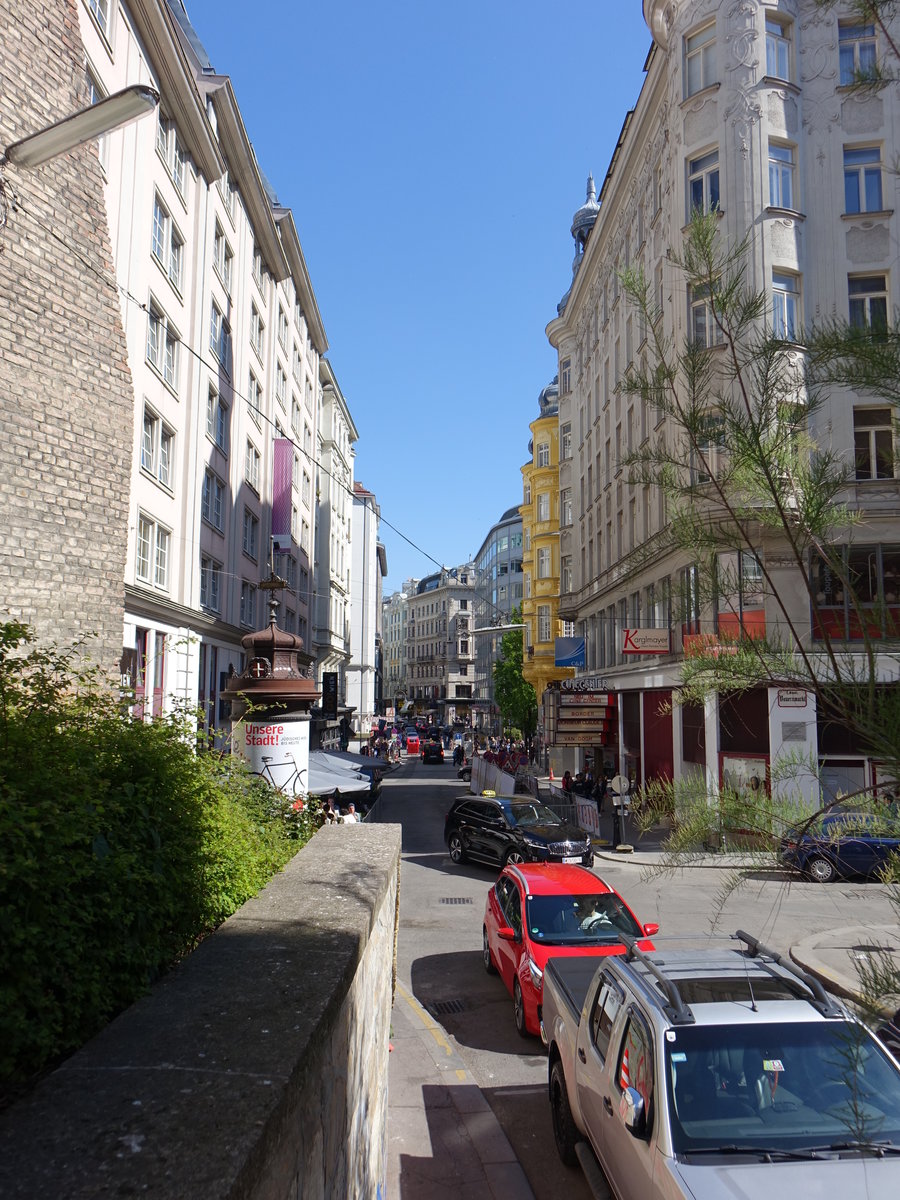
541,934,900,1200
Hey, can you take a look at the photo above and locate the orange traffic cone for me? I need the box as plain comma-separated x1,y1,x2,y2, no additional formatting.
549,766,555,781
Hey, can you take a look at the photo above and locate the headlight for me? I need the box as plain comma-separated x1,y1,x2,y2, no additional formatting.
527,956,543,990
525,839,549,858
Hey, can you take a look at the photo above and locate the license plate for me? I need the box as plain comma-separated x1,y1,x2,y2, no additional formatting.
563,855,581,864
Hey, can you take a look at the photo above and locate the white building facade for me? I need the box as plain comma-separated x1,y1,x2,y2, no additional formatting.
346,482,386,734
76,0,331,740
547,0,900,803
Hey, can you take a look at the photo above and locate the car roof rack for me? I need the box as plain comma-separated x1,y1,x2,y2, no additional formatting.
734,929,844,1018
622,936,696,1025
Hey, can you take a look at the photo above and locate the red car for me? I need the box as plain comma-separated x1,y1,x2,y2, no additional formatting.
482,863,658,1037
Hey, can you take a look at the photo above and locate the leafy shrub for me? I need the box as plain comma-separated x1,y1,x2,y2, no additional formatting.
0,622,313,1084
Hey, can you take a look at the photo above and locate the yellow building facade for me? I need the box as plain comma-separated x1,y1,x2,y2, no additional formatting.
520,378,573,709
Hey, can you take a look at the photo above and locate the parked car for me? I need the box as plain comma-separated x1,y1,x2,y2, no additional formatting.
444,795,593,869
422,737,444,764
483,862,658,1037
457,761,472,782
781,805,900,882
542,929,900,1200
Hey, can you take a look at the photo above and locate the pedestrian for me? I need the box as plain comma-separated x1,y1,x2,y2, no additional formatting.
562,770,574,794
341,802,359,824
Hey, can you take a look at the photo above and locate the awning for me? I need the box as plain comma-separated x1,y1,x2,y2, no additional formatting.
307,751,370,797
316,749,393,778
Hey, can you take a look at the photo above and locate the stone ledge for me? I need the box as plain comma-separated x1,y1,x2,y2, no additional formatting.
0,824,402,1199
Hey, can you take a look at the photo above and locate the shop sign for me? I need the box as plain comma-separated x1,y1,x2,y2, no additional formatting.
560,675,612,692
621,628,671,654
777,689,808,708
560,693,613,707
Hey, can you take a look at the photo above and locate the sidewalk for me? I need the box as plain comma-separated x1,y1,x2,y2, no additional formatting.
386,980,535,1200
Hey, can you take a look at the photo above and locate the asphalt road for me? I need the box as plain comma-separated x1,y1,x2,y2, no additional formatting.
378,754,898,1200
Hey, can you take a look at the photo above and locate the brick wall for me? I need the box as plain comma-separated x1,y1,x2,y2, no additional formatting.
0,0,133,669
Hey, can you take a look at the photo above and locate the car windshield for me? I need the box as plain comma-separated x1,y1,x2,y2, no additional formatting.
665,1020,900,1156
525,892,642,945
508,802,563,827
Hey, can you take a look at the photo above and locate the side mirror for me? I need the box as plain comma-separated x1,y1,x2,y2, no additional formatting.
620,1086,646,1137
643,923,660,937
497,925,517,942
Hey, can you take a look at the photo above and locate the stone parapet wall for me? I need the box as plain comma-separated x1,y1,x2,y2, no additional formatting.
0,824,402,1199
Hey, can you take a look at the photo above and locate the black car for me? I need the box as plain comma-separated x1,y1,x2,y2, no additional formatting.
781,806,900,882
444,796,593,869
422,738,444,764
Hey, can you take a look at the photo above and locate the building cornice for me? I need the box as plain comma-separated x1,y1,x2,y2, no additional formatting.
319,358,360,443
198,76,289,282
274,209,328,354
130,0,224,182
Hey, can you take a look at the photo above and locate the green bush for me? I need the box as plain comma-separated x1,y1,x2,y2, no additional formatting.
0,622,312,1084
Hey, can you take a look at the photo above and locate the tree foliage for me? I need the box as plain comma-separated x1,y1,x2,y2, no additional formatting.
493,608,538,739
0,622,316,1087
619,208,900,1014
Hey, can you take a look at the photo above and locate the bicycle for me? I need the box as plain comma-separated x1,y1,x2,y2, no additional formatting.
250,754,307,797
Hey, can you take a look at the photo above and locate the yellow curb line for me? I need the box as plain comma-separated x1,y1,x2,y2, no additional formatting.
396,980,457,1060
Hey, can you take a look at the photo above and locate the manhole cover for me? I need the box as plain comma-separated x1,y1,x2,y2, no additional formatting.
427,999,467,1016
439,897,473,905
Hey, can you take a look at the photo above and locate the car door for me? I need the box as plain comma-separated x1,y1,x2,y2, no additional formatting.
576,973,625,1155
464,801,501,861
493,876,523,989
598,1008,658,1200
479,801,513,863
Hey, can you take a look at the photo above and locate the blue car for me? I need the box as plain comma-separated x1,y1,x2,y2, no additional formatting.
781,807,900,882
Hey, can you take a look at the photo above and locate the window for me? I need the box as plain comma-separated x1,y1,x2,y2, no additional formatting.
240,581,256,627
536,441,550,468
212,223,233,292
87,0,110,35
538,604,551,643
772,272,801,341
200,555,221,612
537,546,551,578
688,150,720,216
560,358,571,393
247,370,263,427
150,195,183,291
812,545,900,640
849,274,888,335
839,22,877,86
765,15,791,80
854,409,895,479
561,554,572,594
685,23,716,96
209,301,231,371
561,422,572,460
252,243,263,288
245,439,261,492
768,142,795,209
146,302,179,391
523,481,531,505
275,364,287,408
616,1016,654,1127
716,550,764,632
561,487,573,527
537,492,550,522
136,513,170,590
206,386,228,452
141,406,173,488
242,508,259,559
250,304,265,359
201,470,225,532
277,307,289,349
681,564,701,635
689,285,724,347
220,164,238,218
844,146,883,213
156,117,186,195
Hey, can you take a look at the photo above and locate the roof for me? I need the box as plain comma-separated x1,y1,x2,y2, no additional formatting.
505,863,610,896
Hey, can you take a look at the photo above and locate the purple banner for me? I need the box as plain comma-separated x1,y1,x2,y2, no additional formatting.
272,439,293,546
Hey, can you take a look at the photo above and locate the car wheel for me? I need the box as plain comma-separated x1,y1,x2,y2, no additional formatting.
806,855,837,883
482,927,496,974
513,978,528,1038
504,848,526,866
550,1059,579,1167
448,833,467,864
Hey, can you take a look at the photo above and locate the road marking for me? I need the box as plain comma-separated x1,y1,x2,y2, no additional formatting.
396,980,456,1059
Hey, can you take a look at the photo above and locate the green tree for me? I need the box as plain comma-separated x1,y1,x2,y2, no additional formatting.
493,608,538,741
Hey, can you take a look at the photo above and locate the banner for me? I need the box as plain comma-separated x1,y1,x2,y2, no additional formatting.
272,438,293,546
555,636,586,667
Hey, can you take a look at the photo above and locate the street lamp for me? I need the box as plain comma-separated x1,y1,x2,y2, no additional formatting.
1,84,159,169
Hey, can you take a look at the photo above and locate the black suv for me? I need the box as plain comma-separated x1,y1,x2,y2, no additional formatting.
444,796,593,868
422,737,444,764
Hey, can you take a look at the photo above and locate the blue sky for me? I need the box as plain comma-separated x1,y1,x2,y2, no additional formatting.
182,0,651,593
